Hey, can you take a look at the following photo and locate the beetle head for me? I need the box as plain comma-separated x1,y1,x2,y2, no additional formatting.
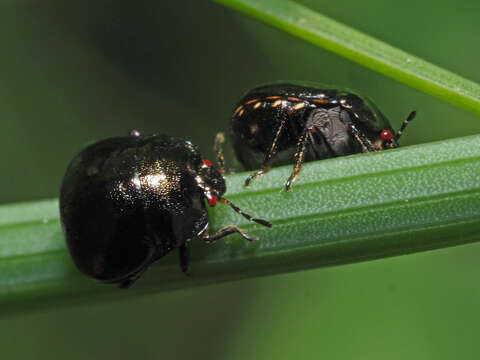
197,159,226,206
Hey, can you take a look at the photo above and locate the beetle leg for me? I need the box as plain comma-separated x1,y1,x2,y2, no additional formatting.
245,168,268,187
214,132,227,175
348,124,377,152
245,109,287,187
179,243,190,275
199,225,258,243
285,129,309,191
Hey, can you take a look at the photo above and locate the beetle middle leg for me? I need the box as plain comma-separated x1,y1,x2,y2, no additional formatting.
285,128,309,191
199,225,258,243
245,111,286,187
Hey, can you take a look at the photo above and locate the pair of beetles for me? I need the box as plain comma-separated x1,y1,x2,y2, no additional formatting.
60,82,416,288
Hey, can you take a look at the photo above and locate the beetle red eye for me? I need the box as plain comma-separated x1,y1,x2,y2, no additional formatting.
203,159,213,167
208,194,217,207
381,129,393,141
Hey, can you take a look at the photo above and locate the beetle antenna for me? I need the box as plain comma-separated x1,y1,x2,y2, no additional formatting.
214,132,227,175
395,111,416,142
219,198,272,228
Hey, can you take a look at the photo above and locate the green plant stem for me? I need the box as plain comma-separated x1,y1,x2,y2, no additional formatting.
214,0,480,115
1,135,480,314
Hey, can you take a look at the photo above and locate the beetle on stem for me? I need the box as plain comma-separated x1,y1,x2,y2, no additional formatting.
60,132,271,288
229,83,416,191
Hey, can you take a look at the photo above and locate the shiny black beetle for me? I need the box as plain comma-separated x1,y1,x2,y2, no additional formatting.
230,83,416,191
60,131,271,288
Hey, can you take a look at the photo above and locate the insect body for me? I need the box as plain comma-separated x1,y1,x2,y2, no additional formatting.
60,132,271,288
230,83,415,191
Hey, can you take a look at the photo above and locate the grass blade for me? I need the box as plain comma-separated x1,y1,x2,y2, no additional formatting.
0,135,480,314
214,0,480,115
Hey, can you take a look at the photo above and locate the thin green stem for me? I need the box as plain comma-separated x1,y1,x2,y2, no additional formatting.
1,135,480,314
214,0,480,115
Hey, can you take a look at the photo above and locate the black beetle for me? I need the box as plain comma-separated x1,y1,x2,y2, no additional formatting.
229,82,416,191
60,131,271,288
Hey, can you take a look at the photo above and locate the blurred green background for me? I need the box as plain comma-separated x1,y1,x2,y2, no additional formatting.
1,0,480,358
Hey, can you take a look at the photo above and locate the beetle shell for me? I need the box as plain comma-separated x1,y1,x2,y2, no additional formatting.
231,83,395,170
60,134,213,285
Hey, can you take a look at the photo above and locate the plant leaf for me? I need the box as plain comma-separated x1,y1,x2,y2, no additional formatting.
214,0,480,115
1,135,480,314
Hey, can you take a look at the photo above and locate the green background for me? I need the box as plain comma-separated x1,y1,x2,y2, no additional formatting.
1,0,479,358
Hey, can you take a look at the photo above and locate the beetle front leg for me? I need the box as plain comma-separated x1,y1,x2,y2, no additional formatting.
348,123,377,152
245,112,286,187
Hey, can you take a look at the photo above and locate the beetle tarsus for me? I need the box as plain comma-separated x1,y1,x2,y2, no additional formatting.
245,167,269,187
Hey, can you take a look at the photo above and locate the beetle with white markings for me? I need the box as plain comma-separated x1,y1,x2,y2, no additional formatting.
228,82,416,191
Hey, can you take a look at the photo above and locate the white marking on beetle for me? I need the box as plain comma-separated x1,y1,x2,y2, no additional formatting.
293,102,306,110
271,99,282,108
